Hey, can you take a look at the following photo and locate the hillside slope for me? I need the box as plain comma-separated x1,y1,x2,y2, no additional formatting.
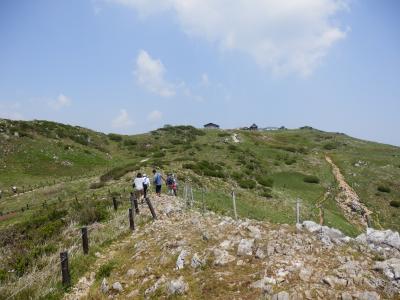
65,195,399,299
1,119,399,232
1,119,400,299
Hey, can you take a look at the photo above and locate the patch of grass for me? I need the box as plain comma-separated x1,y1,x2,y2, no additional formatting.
100,163,137,182
323,142,338,150
89,181,106,189
96,260,116,280
71,198,109,225
237,178,256,189
218,132,231,137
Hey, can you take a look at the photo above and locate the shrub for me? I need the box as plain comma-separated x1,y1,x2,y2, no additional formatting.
256,176,274,187
100,163,137,182
153,151,165,158
183,160,225,178
123,139,137,146
108,133,123,142
323,142,337,150
72,199,109,225
90,181,105,189
284,157,296,165
377,186,391,193
303,175,320,184
96,261,116,280
237,178,256,189
0,268,7,283
228,145,238,151
260,189,272,198
218,132,230,137
390,200,400,208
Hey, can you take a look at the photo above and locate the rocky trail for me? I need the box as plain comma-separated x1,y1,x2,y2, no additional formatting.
63,195,400,300
325,156,372,228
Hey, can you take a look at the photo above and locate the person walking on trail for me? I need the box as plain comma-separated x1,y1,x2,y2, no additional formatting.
133,173,144,202
166,173,177,196
172,174,178,196
153,169,163,196
142,173,150,201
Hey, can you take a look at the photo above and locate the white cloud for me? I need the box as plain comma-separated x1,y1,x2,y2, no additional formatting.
112,109,134,128
48,94,72,110
110,0,349,76
201,73,209,86
135,50,176,97
147,110,163,122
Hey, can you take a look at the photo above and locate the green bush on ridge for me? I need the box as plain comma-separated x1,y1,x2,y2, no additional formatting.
378,185,391,193
390,200,400,208
303,175,320,184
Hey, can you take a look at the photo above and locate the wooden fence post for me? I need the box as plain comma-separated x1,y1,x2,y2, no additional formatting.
201,188,205,214
366,214,372,228
232,190,238,220
145,197,157,220
190,186,194,208
129,208,135,230
296,199,301,224
130,193,139,214
60,251,71,287
112,197,118,211
81,227,89,255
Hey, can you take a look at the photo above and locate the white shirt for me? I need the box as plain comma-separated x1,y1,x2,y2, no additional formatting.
134,177,144,190
143,176,150,186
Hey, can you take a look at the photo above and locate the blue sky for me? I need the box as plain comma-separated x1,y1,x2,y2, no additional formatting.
0,0,399,146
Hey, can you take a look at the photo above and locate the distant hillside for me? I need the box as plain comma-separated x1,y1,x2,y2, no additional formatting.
1,118,400,299
1,118,399,233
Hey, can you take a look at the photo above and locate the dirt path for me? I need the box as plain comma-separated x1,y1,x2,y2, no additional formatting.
325,156,372,227
63,195,175,300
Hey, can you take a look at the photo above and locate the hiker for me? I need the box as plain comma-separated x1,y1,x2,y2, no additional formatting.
142,173,150,200
166,173,177,196
152,169,164,196
172,174,178,196
133,173,144,202
12,186,17,194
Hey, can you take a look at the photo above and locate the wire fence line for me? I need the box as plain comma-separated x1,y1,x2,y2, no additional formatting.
2,176,392,299
178,180,314,226
0,196,137,299
0,169,106,201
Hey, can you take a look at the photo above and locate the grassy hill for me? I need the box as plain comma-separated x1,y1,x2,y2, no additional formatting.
0,118,399,299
